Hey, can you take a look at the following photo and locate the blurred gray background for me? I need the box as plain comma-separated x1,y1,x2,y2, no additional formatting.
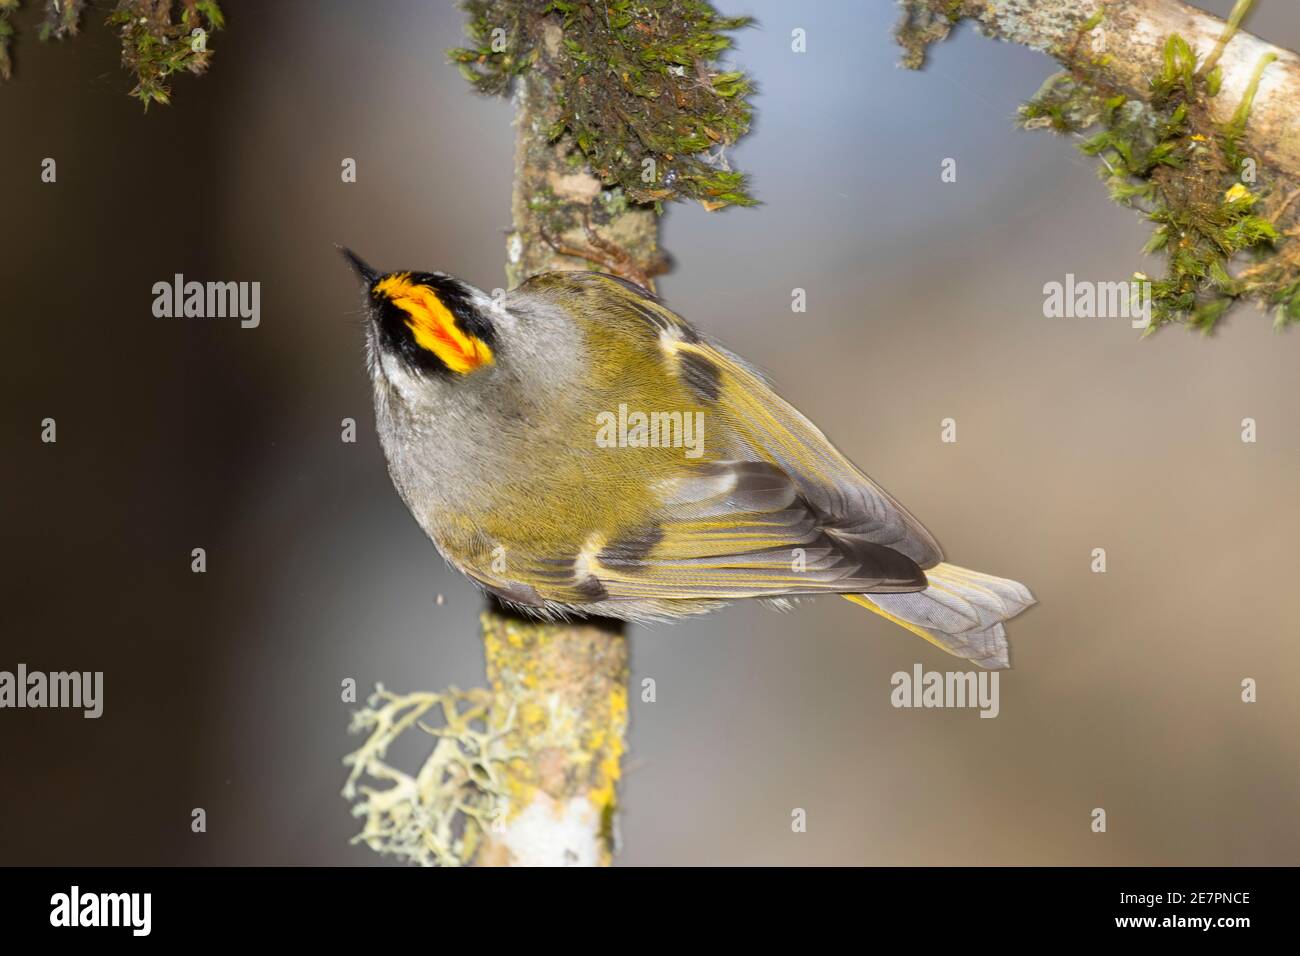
2,0,1298,865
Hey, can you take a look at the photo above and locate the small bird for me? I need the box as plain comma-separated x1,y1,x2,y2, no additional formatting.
343,250,1034,668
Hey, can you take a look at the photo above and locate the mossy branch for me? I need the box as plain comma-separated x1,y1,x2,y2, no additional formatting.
897,0,1300,332
0,0,223,107
451,0,757,211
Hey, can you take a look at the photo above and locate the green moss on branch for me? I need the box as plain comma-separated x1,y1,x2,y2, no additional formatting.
1018,13,1295,331
451,0,756,210
0,0,222,107
108,0,225,109
901,0,1300,333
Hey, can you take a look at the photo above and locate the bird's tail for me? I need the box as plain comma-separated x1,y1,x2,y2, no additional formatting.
844,562,1034,670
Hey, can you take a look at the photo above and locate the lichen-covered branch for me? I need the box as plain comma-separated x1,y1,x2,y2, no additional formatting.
472,609,629,866
341,612,630,867
897,0,1300,331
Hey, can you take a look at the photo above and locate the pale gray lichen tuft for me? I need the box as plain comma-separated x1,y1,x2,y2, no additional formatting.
342,684,516,867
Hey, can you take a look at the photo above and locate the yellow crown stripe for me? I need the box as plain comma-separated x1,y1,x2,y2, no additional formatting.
374,273,494,374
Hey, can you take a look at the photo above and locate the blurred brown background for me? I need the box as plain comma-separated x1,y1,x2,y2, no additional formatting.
1,0,1297,866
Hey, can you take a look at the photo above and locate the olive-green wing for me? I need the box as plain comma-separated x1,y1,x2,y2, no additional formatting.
480,272,945,611
461,458,928,609
550,272,945,568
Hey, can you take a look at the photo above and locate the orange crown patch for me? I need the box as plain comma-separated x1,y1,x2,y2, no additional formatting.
374,273,494,374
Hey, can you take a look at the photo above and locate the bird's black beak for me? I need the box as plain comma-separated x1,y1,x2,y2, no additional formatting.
338,245,380,286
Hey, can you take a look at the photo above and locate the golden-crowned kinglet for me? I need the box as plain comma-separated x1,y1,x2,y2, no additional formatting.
343,250,1033,668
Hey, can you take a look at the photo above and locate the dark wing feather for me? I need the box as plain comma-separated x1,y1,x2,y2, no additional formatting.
594,460,927,601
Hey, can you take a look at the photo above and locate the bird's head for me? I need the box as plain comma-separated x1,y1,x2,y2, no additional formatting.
341,247,497,381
